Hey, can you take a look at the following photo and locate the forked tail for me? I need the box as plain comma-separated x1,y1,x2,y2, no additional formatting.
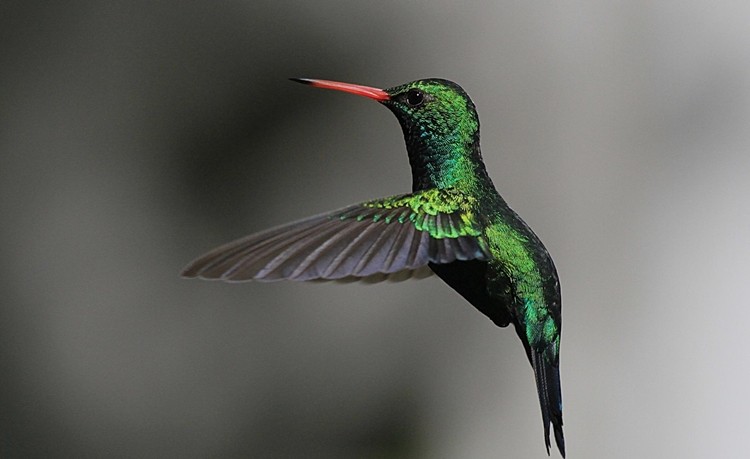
531,350,565,457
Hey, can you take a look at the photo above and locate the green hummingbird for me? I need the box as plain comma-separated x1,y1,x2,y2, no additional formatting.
182,78,565,457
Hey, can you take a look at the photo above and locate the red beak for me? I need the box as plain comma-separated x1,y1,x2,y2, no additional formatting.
290,78,390,101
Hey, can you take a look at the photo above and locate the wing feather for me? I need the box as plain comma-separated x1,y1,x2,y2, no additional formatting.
352,219,402,276
182,189,490,282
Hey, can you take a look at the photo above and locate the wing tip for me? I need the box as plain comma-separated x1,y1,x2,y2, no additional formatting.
180,263,202,279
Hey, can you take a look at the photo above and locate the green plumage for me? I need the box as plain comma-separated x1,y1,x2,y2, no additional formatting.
183,78,565,457
358,189,482,238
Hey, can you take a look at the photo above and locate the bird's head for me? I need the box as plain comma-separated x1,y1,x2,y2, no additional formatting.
291,78,485,189
381,79,479,150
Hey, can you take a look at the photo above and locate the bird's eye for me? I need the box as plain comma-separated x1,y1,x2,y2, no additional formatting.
406,89,424,107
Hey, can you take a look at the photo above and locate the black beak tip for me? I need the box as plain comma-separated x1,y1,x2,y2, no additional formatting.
289,78,313,85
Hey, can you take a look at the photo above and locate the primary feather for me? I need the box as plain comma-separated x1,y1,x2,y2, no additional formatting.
182,189,490,282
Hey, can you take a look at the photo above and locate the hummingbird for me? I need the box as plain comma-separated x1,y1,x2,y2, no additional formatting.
182,78,565,457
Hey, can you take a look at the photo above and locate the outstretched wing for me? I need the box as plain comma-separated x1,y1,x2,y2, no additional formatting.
182,188,490,282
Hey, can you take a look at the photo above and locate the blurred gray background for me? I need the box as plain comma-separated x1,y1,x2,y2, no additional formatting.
2,1,749,458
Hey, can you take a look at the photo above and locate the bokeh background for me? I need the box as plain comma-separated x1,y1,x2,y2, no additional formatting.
2,1,749,458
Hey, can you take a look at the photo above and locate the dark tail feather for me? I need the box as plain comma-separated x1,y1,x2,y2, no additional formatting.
531,350,566,457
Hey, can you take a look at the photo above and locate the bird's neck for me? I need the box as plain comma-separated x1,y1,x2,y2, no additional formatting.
406,136,492,192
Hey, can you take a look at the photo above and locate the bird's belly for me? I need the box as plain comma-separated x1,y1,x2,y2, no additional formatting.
428,260,512,327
